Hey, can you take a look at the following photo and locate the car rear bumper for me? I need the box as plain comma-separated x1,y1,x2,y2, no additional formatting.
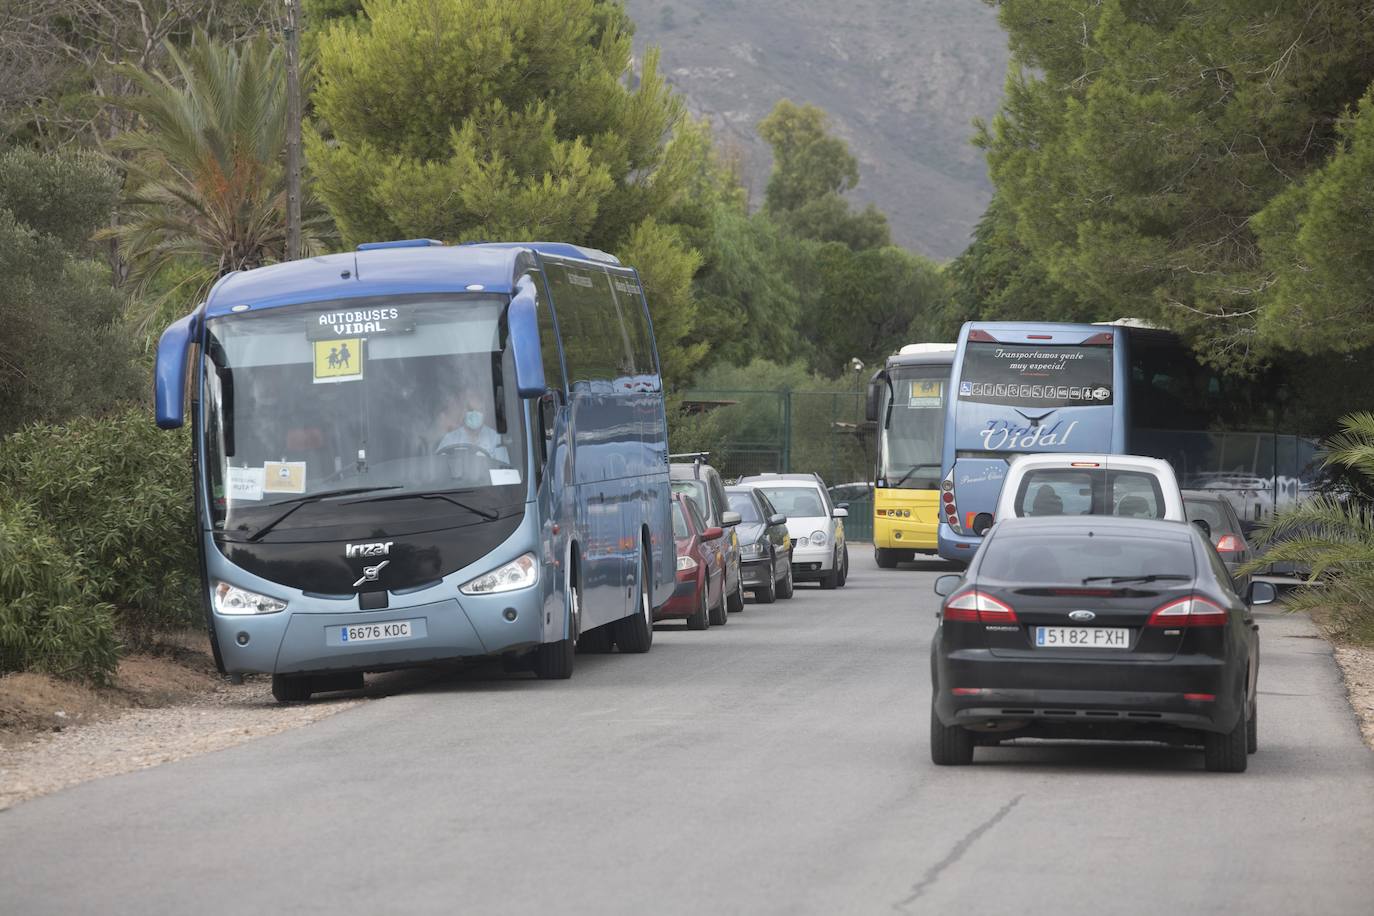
934,650,1246,734
655,573,701,619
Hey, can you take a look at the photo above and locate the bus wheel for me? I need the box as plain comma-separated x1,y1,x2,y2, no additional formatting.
534,577,579,679
875,548,899,569
272,674,312,703
613,555,654,653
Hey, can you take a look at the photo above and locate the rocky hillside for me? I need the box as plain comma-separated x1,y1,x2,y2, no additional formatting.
624,0,1010,260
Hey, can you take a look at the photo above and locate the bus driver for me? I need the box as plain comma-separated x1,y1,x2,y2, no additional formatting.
436,390,509,464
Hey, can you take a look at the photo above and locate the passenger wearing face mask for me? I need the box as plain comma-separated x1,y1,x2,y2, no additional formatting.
436,391,509,464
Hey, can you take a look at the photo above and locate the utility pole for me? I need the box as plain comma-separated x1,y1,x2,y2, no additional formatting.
284,0,303,261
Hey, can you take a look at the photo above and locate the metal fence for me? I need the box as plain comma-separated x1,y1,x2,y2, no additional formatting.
680,388,875,541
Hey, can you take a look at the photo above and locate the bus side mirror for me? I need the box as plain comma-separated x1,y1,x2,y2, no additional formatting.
154,310,198,429
507,284,546,398
865,371,885,422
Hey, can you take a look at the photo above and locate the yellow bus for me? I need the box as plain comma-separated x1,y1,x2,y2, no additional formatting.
864,343,956,568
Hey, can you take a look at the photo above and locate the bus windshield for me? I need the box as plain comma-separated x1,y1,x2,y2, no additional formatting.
957,341,1114,409
881,369,947,489
202,294,527,533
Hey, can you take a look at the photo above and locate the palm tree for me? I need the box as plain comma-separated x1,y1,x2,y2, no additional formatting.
105,31,335,333
1245,412,1374,639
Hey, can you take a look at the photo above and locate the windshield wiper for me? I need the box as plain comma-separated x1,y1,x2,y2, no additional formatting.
1081,573,1192,585
890,463,942,488
242,486,403,542
348,488,500,520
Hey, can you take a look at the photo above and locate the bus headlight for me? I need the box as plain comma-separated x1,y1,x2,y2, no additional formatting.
460,552,538,595
810,530,829,546
214,582,287,615
676,555,698,572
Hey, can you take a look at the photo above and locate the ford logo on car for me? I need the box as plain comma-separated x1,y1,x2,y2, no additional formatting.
1068,610,1096,622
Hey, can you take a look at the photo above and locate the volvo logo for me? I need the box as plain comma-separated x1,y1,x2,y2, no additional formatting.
346,541,393,558
1069,610,1096,622
353,560,390,588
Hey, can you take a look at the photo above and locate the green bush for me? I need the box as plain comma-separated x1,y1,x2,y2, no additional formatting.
0,408,198,641
0,498,119,684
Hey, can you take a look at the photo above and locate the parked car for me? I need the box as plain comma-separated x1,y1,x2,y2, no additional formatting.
656,494,727,630
929,515,1273,772
726,486,794,602
993,453,1186,529
1182,490,1255,594
736,472,849,589
670,455,745,613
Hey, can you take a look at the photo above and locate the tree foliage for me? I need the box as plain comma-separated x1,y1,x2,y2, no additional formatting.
107,31,336,333
975,0,1374,361
757,99,890,251
0,148,140,435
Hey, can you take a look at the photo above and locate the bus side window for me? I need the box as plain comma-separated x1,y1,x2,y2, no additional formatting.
543,260,630,386
608,269,656,378
527,271,566,398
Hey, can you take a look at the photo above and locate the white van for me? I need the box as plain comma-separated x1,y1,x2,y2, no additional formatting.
993,453,1186,524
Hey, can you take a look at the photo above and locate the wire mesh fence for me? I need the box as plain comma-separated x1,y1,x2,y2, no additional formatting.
679,388,875,541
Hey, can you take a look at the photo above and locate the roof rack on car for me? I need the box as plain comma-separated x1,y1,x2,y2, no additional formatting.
668,451,710,479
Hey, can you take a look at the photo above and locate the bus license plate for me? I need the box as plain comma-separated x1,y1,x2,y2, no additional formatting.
336,620,415,644
1035,626,1129,648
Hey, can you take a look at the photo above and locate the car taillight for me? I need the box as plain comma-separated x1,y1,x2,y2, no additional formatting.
1215,534,1243,553
1147,595,1228,627
944,589,1018,623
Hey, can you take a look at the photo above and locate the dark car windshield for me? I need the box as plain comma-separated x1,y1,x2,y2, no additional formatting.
979,532,1194,585
959,340,1114,408
727,491,761,523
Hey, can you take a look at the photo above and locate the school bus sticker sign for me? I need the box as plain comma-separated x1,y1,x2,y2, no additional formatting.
313,338,362,383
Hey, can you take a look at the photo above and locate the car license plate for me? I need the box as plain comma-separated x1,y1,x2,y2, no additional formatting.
336,620,415,644
1035,626,1129,648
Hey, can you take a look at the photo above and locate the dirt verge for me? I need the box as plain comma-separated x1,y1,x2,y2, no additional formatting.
1332,643,1374,750
0,633,360,810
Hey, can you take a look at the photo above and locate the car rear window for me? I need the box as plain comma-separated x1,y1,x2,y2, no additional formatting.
727,491,761,523
1185,499,1237,535
671,480,708,520
979,532,1194,584
1014,469,1165,520
756,487,825,518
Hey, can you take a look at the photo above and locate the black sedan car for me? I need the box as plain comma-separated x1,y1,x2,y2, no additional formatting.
1182,490,1255,593
929,516,1273,772
726,486,793,602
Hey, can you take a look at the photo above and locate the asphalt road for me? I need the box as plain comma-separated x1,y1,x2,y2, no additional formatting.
3,552,1374,915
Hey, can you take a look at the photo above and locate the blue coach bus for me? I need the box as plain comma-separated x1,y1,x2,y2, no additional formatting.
154,240,673,700
937,321,1321,562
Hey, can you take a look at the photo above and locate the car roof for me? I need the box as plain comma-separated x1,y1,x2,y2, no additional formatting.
1006,453,1175,473
737,473,823,486
1181,490,1234,504
669,463,718,479
990,515,1195,542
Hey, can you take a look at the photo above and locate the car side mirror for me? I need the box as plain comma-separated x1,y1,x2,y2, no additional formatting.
832,507,848,518
767,513,786,527
703,526,724,541
721,510,742,527
934,574,962,597
1248,580,1277,606
1191,518,1212,539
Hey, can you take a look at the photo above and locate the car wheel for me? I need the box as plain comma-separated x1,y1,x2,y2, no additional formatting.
708,579,730,626
685,582,709,631
756,572,777,604
837,545,849,586
819,551,839,590
1203,694,1249,773
776,561,794,599
271,674,312,703
1246,694,1258,755
612,554,654,653
929,696,974,766
726,574,745,613
875,548,899,569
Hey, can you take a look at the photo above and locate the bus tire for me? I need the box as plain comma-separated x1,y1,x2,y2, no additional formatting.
576,624,614,654
613,555,654,653
534,574,580,679
875,548,900,569
272,674,312,703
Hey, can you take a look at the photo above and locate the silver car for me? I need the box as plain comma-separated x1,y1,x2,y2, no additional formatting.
736,473,849,589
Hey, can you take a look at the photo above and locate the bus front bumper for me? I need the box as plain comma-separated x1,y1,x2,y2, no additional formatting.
211,586,548,677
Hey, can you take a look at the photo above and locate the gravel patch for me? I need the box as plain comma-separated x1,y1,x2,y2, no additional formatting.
0,669,359,811
1333,644,1374,751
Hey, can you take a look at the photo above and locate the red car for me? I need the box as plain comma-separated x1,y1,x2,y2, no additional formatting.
657,494,727,629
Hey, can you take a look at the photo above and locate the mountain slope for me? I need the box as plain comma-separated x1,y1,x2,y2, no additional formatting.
625,0,1010,260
